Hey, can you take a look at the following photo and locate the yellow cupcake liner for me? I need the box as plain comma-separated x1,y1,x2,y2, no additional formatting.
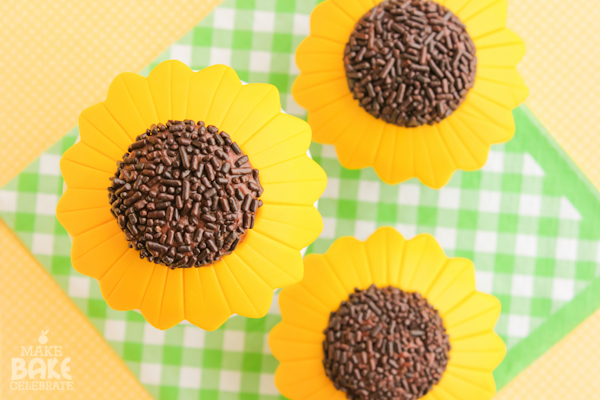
56,60,327,331
293,0,528,188
270,227,505,399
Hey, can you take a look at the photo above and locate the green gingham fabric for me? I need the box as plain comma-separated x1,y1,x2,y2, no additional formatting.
2,0,600,398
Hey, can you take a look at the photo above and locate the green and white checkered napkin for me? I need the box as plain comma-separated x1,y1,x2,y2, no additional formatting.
2,0,600,398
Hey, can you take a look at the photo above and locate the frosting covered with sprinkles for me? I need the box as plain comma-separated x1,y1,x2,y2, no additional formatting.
344,0,477,127
323,284,451,400
108,119,263,269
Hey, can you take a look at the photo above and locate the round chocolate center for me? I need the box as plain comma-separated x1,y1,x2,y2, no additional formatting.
344,0,477,127
323,285,450,400
108,120,263,269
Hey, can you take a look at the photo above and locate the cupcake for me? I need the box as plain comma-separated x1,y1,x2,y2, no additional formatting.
270,228,504,399
56,60,327,330
293,0,528,188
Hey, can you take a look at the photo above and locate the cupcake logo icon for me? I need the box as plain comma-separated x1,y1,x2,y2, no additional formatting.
9,329,73,391
38,330,49,345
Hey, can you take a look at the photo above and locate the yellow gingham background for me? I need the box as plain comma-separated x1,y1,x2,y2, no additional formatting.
0,0,598,398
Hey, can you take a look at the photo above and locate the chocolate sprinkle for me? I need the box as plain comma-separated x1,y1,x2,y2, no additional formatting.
344,0,477,127
323,285,450,400
108,120,263,268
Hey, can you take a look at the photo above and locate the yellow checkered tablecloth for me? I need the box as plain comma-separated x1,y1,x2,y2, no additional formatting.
0,0,598,398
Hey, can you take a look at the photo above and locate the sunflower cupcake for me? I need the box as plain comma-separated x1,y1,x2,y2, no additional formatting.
270,228,504,399
293,0,528,188
56,60,326,331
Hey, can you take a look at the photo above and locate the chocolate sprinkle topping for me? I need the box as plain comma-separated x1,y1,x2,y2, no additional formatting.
344,0,477,127
323,285,450,400
108,120,263,268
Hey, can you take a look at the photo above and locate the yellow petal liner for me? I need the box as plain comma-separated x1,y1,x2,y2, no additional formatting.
79,103,134,151
170,61,194,121
450,332,506,371
275,360,333,398
269,336,322,362
71,220,122,261
184,267,231,331
99,249,139,305
301,255,349,309
292,73,348,112
205,67,242,127
269,323,324,347
282,284,331,319
219,84,278,136
445,113,490,168
146,60,174,124
324,237,366,292
104,75,154,139
279,293,330,334
442,0,471,13
436,118,480,171
476,31,526,67
139,264,169,328
445,292,501,337
243,114,311,165
106,258,156,311
440,365,496,399
220,253,274,318
62,143,117,173
295,36,345,73
61,159,111,190
335,114,385,170
185,64,228,123
213,259,261,318
390,130,416,184
458,0,507,39
307,94,359,144
225,85,281,146
371,123,398,185
478,66,528,107
398,234,434,289
330,0,376,21
403,236,448,294
419,125,458,188
57,188,107,212
71,225,128,279
310,1,355,44
260,156,326,186
426,258,476,315
305,383,346,400
79,117,125,161
155,268,185,330
117,72,160,127
253,204,323,250
260,177,327,207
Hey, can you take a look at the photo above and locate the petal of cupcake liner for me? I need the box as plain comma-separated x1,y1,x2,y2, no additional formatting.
205,67,243,127
435,117,480,171
455,110,513,146
335,114,385,170
279,294,330,334
242,113,310,157
397,234,432,289
219,83,278,136
282,284,331,317
234,239,302,289
60,159,112,190
139,264,170,328
305,383,347,400
478,67,529,106
57,188,108,212
241,230,304,280
371,123,398,185
449,339,506,371
440,366,496,399
419,125,458,188
269,323,324,346
117,72,160,127
324,237,366,292
104,75,156,138
307,94,359,144
248,134,313,170
71,220,123,260
270,336,323,362
253,205,323,250
330,0,376,21
446,307,502,341
156,268,185,329
79,117,126,161
79,103,135,150
301,255,349,309
330,238,374,289
213,259,261,318
444,292,500,330
170,61,194,121
62,142,118,173
72,233,129,279
459,0,507,38
425,258,476,315
185,64,228,123
275,360,332,397
184,267,231,331
441,0,471,13
445,114,490,169
145,60,175,124
99,249,139,305
293,73,349,111
391,130,416,183
295,52,345,74
57,206,113,237
105,258,156,311
402,236,449,294
310,1,355,44
260,156,326,186
260,178,327,206
451,331,506,370
296,36,346,70
221,253,274,318
476,31,526,67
